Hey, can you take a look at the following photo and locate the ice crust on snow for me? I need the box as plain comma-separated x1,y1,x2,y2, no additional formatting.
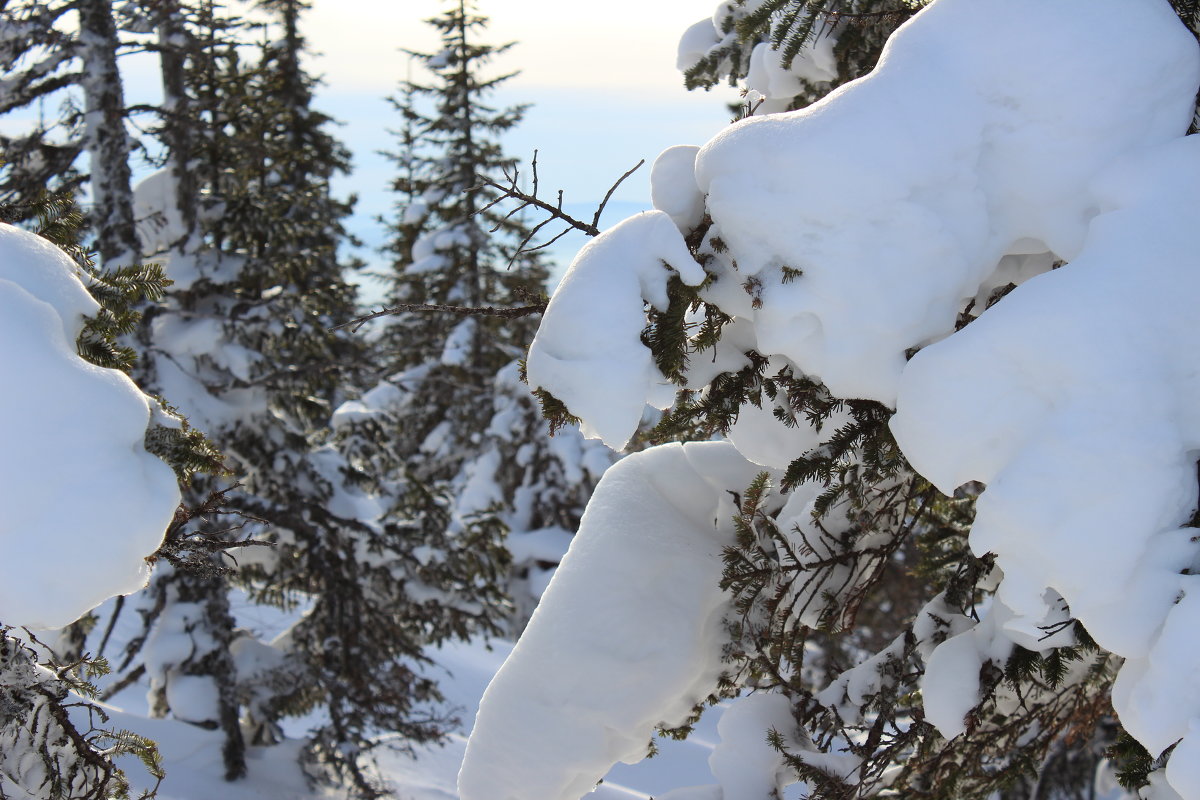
466,0,1200,797
525,210,707,449
0,224,179,630
458,442,778,800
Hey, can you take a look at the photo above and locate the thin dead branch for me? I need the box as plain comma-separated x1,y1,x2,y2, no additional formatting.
473,149,644,264
332,300,547,333
333,153,641,332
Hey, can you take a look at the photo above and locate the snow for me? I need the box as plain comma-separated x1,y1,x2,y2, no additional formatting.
694,0,1196,404
0,224,179,630
133,170,242,291
745,33,837,101
651,145,704,233
0,223,99,329
707,693,797,799
677,0,837,114
14,0,1200,794
505,526,574,566
459,442,778,800
525,210,707,449
676,17,720,73
726,377,850,470
134,168,186,256
109,709,314,800
894,135,1200,773
441,318,476,366
90,633,728,800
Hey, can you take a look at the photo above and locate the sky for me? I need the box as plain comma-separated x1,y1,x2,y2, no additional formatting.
294,0,741,288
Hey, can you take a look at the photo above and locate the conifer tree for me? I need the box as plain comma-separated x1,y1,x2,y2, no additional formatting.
611,4,1121,797
681,0,916,109
357,0,546,618
0,1,85,209
104,4,255,782
343,0,615,635
0,179,192,800
605,2,1200,796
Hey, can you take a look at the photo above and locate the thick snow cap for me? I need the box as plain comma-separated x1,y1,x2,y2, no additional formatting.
0,224,179,629
525,211,706,449
459,442,774,800
895,136,1200,797
693,0,1197,404
502,0,1200,795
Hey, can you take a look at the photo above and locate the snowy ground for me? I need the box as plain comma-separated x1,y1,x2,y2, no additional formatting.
88,589,721,799
100,635,723,800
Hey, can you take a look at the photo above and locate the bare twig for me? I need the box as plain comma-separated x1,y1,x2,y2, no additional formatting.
592,158,645,230
474,176,598,236
148,483,273,574
95,595,124,660
332,301,547,333
99,664,146,702
472,150,645,264
334,154,641,332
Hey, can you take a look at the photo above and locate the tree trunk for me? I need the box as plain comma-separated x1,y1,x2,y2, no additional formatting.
76,0,139,265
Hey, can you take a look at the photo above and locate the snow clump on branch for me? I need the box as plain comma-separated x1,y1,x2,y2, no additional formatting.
0,224,179,630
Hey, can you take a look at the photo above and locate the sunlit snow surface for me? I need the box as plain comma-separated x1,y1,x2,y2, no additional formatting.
459,442,776,800
472,0,1200,798
0,225,179,630
525,210,707,449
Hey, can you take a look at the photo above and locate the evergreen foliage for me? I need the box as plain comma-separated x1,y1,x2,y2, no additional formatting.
84,0,523,793
2,0,568,794
0,182,172,800
346,0,611,640
0,627,163,800
104,0,363,789
0,0,86,215
682,0,919,109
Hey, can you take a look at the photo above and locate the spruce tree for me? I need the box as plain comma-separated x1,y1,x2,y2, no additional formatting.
681,0,917,110
0,180,193,800
629,4,1119,796
650,2,1200,796
110,3,255,782
0,1,85,210
363,0,547,623
343,0,615,637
